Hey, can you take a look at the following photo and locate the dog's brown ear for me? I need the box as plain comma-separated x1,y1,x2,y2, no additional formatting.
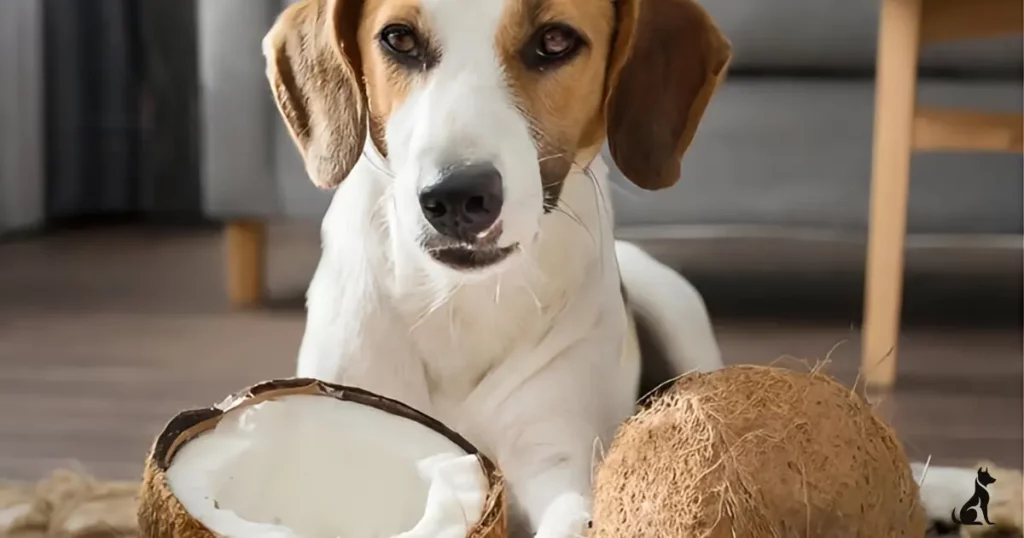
263,0,367,189
604,0,731,191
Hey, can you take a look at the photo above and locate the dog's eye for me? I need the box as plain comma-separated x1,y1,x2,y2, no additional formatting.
539,25,578,57
379,24,419,56
522,24,585,71
379,24,438,69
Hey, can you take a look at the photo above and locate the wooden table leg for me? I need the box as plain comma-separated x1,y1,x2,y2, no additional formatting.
862,0,923,389
224,220,266,308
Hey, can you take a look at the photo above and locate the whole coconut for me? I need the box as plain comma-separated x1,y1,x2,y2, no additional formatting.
591,365,927,537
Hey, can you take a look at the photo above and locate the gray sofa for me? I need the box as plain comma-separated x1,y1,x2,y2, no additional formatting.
0,0,44,235
197,0,1023,283
613,0,1023,237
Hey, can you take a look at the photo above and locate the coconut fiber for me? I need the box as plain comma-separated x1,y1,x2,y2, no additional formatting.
591,365,928,538
0,469,138,538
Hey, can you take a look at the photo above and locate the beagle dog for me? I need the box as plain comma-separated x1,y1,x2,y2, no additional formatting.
263,0,962,535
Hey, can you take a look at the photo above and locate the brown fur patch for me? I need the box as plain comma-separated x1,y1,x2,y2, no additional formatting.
604,0,732,190
263,0,369,189
357,0,431,155
265,0,435,181
497,0,615,197
495,0,731,197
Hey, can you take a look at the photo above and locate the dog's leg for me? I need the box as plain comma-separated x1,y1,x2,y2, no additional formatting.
489,400,595,538
481,338,636,538
519,474,591,538
298,257,434,413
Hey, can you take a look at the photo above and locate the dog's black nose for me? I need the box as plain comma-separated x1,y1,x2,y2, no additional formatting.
419,163,503,242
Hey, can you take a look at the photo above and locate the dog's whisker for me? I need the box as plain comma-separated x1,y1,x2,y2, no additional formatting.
373,193,394,220
448,301,457,341
513,255,545,314
447,278,465,343
361,148,395,178
550,206,583,232
546,203,595,249
537,153,569,164
370,183,396,221
515,241,549,288
556,199,596,249
409,279,460,334
413,292,453,334
511,102,561,150
577,161,610,277
408,299,439,334
524,281,543,313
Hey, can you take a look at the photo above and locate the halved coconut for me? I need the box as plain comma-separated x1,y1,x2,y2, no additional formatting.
139,379,506,538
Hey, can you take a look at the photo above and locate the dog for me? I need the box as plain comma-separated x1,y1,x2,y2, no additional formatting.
263,0,726,534
262,0,963,535
952,467,997,526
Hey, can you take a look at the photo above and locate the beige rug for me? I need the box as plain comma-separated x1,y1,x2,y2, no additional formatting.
0,470,137,538
0,466,1018,538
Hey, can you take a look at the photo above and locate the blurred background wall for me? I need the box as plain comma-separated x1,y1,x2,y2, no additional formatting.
0,0,44,235
0,0,202,235
0,0,1021,296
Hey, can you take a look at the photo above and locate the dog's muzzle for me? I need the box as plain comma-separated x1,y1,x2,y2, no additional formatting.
418,162,516,270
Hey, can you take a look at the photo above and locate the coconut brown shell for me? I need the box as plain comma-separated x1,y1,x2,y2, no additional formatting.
139,378,507,538
591,365,927,538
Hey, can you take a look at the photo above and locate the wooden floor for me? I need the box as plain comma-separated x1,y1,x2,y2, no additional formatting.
0,223,1020,484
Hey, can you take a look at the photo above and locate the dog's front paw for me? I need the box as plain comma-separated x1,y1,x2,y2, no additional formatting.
533,493,591,538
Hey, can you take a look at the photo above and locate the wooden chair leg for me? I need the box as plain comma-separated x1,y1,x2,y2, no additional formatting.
862,0,923,389
224,220,266,308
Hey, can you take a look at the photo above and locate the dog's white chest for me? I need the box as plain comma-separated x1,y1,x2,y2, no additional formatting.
397,275,557,420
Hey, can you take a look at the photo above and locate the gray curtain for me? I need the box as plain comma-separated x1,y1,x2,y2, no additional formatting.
43,0,202,222
0,0,45,235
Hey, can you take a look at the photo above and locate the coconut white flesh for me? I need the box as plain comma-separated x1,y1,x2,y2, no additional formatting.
166,395,489,538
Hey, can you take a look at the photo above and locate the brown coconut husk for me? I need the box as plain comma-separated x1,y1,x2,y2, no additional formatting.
0,469,138,538
591,365,927,538
138,378,507,538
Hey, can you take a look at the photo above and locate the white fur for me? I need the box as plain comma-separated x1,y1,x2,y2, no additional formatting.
299,146,665,535
295,2,655,532
293,0,970,534
615,241,722,374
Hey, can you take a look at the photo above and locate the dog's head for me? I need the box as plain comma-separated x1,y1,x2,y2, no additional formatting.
264,0,730,274
977,467,997,487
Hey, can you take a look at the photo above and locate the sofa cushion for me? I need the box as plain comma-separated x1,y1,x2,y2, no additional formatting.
705,0,1022,76
608,76,1024,235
